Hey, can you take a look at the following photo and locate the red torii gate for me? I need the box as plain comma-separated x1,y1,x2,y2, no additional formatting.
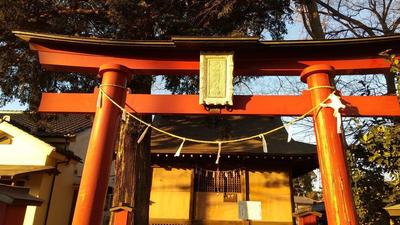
14,31,400,225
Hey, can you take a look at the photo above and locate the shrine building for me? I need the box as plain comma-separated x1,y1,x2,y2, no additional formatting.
149,115,316,224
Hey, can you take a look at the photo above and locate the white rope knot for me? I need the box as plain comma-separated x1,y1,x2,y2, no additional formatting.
320,93,346,133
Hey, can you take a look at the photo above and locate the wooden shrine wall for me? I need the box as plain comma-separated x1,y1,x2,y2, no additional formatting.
149,167,293,225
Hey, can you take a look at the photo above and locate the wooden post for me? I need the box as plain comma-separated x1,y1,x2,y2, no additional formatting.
72,64,130,225
110,206,133,225
298,214,318,225
300,64,359,225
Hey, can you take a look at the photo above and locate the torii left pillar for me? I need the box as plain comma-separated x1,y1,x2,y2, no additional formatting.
72,64,130,225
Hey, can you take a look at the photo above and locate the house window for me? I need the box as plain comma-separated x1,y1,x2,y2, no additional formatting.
194,169,241,193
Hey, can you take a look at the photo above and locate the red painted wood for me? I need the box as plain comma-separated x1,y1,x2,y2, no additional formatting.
0,203,6,225
113,211,130,225
301,65,358,225
38,91,400,117
71,64,129,225
298,214,318,225
37,51,199,75
0,205,27,225
36,50,392,75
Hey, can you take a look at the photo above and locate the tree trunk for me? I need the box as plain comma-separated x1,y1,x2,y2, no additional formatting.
301,0,325,39
111,76,153,225
385,72,396,95
132,119,152,225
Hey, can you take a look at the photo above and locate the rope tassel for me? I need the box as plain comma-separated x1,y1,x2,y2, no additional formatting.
174,139,185,157
137,125,150,144
215,142,222,164
259,134,268,153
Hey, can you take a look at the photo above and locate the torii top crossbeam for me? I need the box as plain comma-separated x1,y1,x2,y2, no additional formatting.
14,31,400,225
14,31,400,75
13,31,400,116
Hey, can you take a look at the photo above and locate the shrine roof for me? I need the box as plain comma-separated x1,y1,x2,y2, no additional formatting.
151,115,318,176
13,30,400,55
0,184,43,206
151,115,315,155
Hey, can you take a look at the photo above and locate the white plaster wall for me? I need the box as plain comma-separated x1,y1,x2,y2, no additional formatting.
0,122,54,166
68,128,115,187
46,162,77,225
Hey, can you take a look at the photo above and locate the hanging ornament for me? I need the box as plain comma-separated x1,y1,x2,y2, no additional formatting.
174,139,186,157
137,125,151,144
259,134,268,153
286,124,293,142
215,142,222,164
320,93,346,133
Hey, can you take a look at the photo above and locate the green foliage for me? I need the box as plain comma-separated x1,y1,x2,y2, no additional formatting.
0,0,293,109
351,165,392,225
349,124,400,224
292,170,321,200
379,50,400,74
360,125,400,174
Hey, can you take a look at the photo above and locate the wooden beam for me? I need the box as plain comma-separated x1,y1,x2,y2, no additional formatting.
36,50,392,75
38,90,400,117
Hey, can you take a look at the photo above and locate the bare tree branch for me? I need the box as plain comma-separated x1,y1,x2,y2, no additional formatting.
299,5,314,38
318,11,363,37
316,0,377,36
390,17,400,32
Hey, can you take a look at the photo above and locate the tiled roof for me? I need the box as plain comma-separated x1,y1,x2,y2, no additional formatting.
0,111,93,137
0,184,43,206
151,115,316,155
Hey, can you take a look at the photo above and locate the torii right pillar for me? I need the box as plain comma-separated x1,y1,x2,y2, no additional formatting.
301,64,359,225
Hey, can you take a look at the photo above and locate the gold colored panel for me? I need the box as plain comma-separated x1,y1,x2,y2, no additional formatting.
199,52,234,106
207,59,227,98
